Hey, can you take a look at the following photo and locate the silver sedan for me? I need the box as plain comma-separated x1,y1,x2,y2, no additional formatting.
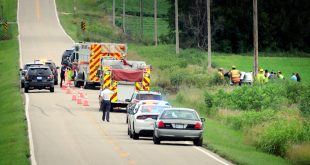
153,108,205,146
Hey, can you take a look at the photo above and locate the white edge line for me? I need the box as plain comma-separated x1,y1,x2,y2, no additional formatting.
17,0,37,164
193,146,231,165
53,0,74,43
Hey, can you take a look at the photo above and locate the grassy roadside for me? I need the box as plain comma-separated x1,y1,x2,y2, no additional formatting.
55,1,298,164
0,0,29,164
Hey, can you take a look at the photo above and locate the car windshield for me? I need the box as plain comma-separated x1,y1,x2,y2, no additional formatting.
160,110,199,121
28,68,51,75
140,105,169,113
137,94,162,100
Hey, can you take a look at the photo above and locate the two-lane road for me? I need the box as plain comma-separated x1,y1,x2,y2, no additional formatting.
18,0,232,164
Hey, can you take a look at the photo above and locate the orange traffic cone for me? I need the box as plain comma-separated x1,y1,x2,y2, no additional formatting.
76,95,82,104
83,95,89,106
72,92,77,101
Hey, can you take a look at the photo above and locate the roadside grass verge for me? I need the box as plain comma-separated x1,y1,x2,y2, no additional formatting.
0,1,29,164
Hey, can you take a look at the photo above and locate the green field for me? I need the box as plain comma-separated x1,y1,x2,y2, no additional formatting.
0,0,29,164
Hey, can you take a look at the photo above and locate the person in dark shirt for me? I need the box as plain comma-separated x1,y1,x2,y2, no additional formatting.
60,64,67,87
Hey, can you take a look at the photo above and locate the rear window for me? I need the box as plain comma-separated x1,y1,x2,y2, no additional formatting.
141,105,169,113
136,94,162,100
28,68,52,75
160,110,199,121
24,64,43,70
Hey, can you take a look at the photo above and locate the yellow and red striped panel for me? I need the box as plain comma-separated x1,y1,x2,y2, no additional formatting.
89,44,102,82
110,81,118,103
135,82,143,91
142,77,150,91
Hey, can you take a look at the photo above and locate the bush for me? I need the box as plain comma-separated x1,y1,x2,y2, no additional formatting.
299,85,310,116
251,119,307,156
225,109,276,130
287,143,310,165
284,81,304,104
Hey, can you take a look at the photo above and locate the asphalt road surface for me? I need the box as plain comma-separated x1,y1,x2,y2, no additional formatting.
18,0,232,164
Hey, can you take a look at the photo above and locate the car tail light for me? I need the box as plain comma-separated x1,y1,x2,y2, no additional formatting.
194,122,202,130
158,121,165,128
48,74,54,80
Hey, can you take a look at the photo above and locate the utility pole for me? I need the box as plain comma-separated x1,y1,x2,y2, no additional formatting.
175,0,179,54
140,0,144,41
154,0,158,46
73,0,76,16
207,0,211,70
112,0,115,27
123,0,125,33
253,0,258,77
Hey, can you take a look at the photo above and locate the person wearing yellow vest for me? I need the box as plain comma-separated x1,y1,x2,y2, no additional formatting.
229,65,241,85
257,68,265,83
278,71,284,80
218,68,224,80
67,67,73,81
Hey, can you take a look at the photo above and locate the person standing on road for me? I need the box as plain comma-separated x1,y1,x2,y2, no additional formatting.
100,86,114,122
60,64,67,87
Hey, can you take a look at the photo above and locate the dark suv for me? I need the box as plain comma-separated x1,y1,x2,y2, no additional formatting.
44,60,59,85
20,63,44,88
24,66,55,93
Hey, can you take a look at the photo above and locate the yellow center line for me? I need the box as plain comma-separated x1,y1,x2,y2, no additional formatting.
35,0,40,20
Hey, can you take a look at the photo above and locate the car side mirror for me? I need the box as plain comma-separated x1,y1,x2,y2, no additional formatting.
125,99,130,102
201,118,206,122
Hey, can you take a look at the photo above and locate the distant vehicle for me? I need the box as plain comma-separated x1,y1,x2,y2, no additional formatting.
20,62,44,88
61,48,74,66
127,100,171,140
126,91,163,123
153,108,205,146
24,66,55,93
44,60,59,85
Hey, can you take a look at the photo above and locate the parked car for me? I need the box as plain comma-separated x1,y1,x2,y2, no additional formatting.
126,91,163,123
20,62,44,88
44,60,59,85
153,108,205,146
128,100,171,140
24,66,55,93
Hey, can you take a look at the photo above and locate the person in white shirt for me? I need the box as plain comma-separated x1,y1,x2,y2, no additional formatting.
100,86,114,122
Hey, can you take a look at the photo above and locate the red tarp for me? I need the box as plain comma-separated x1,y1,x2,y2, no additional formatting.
112,69,143,82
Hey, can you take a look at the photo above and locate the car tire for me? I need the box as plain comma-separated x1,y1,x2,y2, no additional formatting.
50,87,55,93
129,125,133,138
153,134,160,144
193,138,203,146
127,126,130,135
132,124,139,140
24,87,29,93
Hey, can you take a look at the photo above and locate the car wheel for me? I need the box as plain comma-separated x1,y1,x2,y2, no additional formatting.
193,138,203,146
126,115,128,124
129,125,133,138
50,87,55,93
153,134,160,144
24,87,29,93
132,123,139,140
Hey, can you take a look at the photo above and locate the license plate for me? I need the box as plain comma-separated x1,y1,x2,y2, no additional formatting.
37,77,42,80
175,124,184,129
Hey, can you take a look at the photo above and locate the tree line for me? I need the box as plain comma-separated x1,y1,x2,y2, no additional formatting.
166,0,310,53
